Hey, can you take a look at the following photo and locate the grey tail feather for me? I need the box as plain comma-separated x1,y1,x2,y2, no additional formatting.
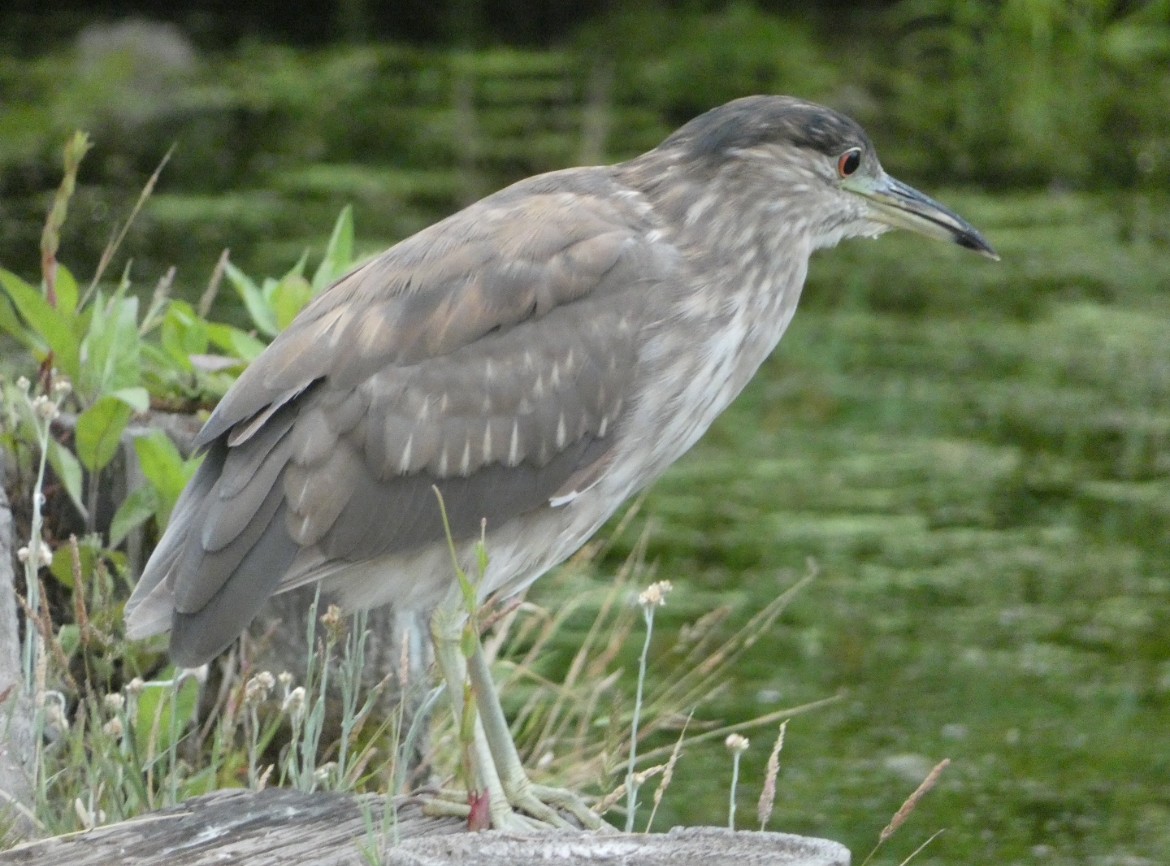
124,447,223,635
169,501,299,666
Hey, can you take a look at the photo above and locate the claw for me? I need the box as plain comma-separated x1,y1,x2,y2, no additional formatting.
468,789,491,832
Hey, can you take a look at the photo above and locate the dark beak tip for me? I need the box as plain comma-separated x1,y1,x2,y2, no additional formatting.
956,233,1000,262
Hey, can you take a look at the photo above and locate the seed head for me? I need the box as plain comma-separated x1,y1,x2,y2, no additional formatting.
244,671,276,706
32,395,60,422
281,685,306,720
17,538,53,568
725,733,749,753
320,604,346,643
638,580,674,609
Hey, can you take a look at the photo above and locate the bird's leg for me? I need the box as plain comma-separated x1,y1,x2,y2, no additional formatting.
427,610,546,831
466,638,606,830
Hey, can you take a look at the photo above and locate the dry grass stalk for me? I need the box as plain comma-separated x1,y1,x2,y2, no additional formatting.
84,144,174,304
635,695,838,766
647,709,692,831
897,828,947,866
757,718,788,830
880,758,950,843
593,763,664,816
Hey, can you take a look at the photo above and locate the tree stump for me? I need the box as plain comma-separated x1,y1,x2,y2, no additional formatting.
0,788,850,865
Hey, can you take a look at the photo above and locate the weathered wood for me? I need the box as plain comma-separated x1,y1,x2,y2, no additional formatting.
0,478,35,839
0,789,850,865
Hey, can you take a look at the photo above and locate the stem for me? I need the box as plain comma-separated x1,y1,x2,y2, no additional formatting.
22,415,52,696
624,604,654,832
729,751,742,830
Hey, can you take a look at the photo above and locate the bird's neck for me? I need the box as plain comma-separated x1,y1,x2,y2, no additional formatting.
609,157,814,483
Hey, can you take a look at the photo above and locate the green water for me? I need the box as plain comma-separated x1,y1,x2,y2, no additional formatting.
540,190,1170,864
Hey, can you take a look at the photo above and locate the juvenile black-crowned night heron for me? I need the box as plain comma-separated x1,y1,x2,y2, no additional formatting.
125,95,996,829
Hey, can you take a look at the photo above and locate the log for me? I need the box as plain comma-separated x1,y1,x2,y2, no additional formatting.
0,477,35,838
0,788,850,865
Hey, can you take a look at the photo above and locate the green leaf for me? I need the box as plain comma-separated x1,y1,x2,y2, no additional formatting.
312,206,355,294
134,430,198,525
109,485,160,549
272,273,313,331
206,322,267,363
80,292,141,399
224,260,278,338
110,386,150,413
160,300,208,370
56,623,81,658
0,291,40,352
54,263,79,316
46,437,87,520
0,267,81,376
76,395,134,473
47,535,99,591
134,670,201,757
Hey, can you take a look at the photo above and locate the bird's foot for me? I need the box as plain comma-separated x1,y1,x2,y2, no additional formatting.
524,782,607,831
421,782,605,832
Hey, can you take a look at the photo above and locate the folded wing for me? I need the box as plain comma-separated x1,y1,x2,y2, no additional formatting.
124,171,679,664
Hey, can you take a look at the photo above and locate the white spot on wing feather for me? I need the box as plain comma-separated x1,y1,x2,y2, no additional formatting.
399,434,414,473
508,419,520,465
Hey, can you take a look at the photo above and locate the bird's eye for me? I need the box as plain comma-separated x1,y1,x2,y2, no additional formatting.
837,148,862,178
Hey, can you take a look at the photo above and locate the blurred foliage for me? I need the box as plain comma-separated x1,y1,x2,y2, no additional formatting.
1,2,1167,292
0,137,360,668
883,0,1170,187
575,3,842,128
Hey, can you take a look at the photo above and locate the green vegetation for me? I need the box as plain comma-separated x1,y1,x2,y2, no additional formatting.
1,3,1167,864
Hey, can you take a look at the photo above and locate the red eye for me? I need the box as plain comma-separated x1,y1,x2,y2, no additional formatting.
837,148,862,178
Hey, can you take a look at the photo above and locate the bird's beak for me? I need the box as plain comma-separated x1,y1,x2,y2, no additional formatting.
844,173,999,261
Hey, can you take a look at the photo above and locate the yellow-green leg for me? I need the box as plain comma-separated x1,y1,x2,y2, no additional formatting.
426,609,604,830
465,640,604,830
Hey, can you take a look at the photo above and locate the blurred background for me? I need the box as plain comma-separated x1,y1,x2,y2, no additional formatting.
1,2,1168,864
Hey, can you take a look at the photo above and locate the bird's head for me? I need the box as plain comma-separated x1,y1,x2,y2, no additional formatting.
658,95,999,260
